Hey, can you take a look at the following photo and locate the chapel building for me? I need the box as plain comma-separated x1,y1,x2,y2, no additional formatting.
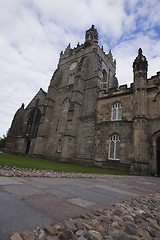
5,25,160,176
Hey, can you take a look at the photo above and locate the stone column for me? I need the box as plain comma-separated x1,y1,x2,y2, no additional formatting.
131,49,149,175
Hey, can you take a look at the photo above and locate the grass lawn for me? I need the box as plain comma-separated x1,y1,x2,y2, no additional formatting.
0,153,127,175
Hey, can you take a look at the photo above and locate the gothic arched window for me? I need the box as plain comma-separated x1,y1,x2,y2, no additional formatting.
26,108,41,138
102,69,108,82
108,134,121,160
63,98,70,112
99,70,108,91
68,74,75,85
111,103,122,121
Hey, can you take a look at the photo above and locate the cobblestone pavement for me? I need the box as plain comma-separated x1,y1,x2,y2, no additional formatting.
0,167,160,240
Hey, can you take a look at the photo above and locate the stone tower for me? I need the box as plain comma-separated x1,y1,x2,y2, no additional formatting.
28,25,116,163
131,48,149,174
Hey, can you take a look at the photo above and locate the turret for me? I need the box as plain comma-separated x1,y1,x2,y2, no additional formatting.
131,49,149,175
85,25,98,45
133,48,148,117
133,48,148,86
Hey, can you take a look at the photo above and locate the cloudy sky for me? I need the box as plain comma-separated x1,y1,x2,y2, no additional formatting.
0,0,160,137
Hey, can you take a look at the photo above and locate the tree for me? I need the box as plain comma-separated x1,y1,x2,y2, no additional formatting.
0,131,8,149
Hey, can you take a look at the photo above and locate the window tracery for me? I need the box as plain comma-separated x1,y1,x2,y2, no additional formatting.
111,103,122,121
26,108,41,138
108,134,120,160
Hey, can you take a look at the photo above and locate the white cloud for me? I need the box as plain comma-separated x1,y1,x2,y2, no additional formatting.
0,0,160,137
113,31,160,86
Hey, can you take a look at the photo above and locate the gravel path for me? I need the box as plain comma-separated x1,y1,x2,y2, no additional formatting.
0,166,127,178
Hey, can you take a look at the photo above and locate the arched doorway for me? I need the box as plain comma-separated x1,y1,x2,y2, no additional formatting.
156,137,160,176
25,139,31,154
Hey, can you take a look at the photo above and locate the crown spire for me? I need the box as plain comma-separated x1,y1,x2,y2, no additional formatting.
85,25,98,45
133,48,148,72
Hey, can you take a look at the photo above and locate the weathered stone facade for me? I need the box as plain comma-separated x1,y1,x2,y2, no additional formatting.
5,26,160,176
